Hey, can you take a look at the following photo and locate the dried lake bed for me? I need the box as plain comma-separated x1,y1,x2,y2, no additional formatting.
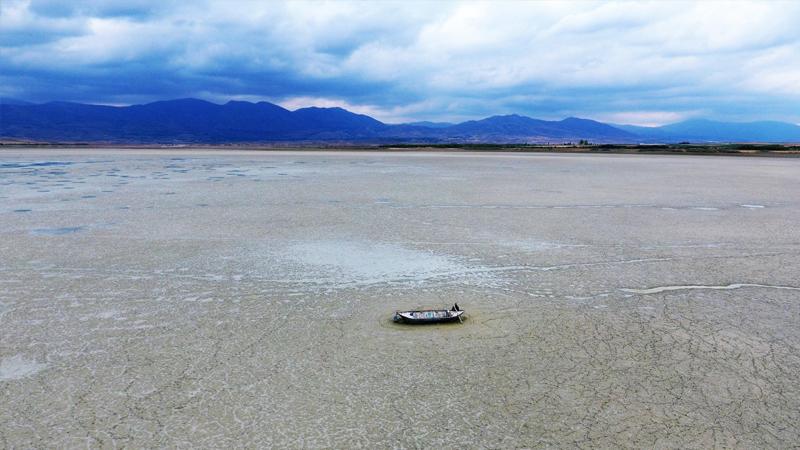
1,148,799,448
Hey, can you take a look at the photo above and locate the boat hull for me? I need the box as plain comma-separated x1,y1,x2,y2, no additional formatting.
393,309,464,324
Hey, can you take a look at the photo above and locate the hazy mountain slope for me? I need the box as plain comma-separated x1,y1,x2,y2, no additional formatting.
619,119,800,143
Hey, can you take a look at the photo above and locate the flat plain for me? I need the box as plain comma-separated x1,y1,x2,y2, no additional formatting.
1,148,799,448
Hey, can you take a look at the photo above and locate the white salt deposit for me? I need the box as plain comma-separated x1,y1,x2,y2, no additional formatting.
285,240,465,283
0,354,47,381
621,283,800,294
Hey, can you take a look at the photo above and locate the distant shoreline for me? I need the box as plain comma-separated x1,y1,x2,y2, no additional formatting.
1,142,799,157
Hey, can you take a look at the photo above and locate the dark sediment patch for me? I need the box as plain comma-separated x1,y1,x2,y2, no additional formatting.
30,226,85,236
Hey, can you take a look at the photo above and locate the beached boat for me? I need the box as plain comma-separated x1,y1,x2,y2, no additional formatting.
393,304,464,324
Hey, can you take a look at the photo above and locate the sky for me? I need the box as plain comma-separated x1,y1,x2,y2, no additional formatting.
1,0,799,125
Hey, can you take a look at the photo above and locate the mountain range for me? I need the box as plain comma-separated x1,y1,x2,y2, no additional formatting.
2,98,799,144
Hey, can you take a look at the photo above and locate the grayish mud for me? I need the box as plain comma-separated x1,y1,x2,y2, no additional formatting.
1,149,799,448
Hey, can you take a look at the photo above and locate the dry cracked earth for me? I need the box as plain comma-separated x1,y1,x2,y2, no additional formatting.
1,149,799,448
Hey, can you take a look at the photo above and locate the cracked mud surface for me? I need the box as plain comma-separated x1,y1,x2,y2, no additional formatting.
1,149,799,448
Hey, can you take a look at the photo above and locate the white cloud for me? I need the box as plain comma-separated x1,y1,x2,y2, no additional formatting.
593,111,703,127
1,0,799,122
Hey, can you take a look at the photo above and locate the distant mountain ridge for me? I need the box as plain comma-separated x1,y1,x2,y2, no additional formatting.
2,98,799,143
618,119,800,143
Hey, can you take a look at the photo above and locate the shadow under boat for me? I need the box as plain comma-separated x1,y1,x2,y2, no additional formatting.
393,303,465,324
